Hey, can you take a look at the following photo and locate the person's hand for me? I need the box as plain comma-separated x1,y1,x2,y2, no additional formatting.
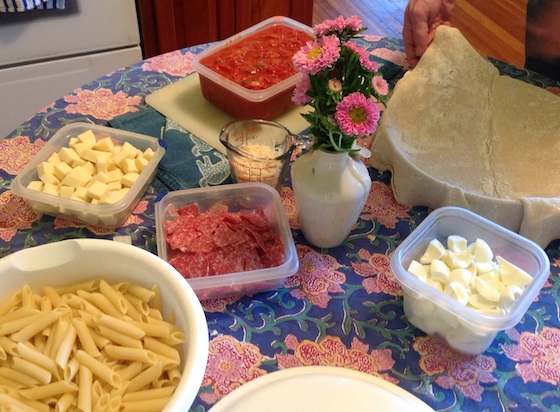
403,0,455,67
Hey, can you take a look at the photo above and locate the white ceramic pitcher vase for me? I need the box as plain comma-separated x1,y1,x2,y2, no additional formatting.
290,149,371,248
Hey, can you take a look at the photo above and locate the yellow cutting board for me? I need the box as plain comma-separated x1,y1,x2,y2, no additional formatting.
145,73,312,154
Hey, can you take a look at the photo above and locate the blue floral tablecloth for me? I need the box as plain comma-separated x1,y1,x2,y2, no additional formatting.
1,36,560,411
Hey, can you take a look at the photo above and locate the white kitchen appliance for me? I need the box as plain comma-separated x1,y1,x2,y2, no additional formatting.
0,0,143,139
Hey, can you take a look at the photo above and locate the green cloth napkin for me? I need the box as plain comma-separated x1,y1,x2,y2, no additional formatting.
109,108,232,195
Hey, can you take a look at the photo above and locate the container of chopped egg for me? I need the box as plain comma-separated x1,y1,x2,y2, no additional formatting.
391,206,549,355
10,122,165,227
220,119,304,190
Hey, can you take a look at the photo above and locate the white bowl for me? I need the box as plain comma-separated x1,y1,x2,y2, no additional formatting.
0,239,208,411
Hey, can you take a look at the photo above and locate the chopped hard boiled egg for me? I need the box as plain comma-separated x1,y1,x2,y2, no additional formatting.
407,235,532,315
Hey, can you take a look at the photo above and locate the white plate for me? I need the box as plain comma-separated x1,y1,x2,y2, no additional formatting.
208,366,435,412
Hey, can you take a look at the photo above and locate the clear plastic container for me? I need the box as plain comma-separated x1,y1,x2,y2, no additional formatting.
10,122,165,227
155,182,299,300
391,206,550,355
193,16,314,120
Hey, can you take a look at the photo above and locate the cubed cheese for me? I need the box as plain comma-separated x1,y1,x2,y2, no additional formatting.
121,158,138,174
121,172,140,188
58,186,75,198
27,180,44,191
93,136,115,152
87,181,110,200
98,188,129,205
135,157,149,172
47,153,62,165
53,162,72,181
58,147,81,166
42,183,59,196
77,129,97,147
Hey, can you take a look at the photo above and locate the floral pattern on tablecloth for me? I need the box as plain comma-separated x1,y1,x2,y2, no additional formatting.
1,37,560,412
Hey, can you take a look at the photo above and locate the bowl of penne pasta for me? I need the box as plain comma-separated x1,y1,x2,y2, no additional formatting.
0,238,209,411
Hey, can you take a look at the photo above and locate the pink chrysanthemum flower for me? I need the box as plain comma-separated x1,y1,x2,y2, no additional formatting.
334,92,380,136
314,15,363,37
345,15,363,31
292,75,312,105
345,41,378,72
293,35,341,75
328,78,342,92
372,76,389,96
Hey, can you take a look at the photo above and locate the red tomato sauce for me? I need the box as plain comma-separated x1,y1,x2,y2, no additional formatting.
200,25,313,90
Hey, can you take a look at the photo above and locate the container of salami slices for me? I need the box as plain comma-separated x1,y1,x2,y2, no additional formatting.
155,183,298,299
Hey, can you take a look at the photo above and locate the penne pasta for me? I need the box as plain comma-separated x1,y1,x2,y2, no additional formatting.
103,345,158,364
0,392,38,412
125,362,163,393
0,291,21,317
143,336,180,364
120,397,171,412
15,343,58,377
72,318,100,358
96,325,142,349
11,307,69,343
19,380,78,400
125,284,155,302
75,350,122,388
0,366,40,387
63,357,80,382
61,293,87,311
0,386,51,412
99,280,127,315
95,314,145,340
122,385,175,402
0,311,43,337
77,365,92,412
93,392,111,412
150,285,163,313
11,357,51,385
123,293,150,316
52,279,101,295
41,287,64,309
150,353,179,371
0,279,185,410
44,315,70,359
129,320,169,337
158,330,186,347
20,285,34,309
0,337,18,357
116,361,143,382
121,298,144,321
166,367,182,385
54,392,75,412
53,322,76,370
77,291,122,318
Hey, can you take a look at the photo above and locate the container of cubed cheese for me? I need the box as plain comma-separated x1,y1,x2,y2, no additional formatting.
193,16,314,119
391,206,550,355
155,182,298,300
10,122,165,227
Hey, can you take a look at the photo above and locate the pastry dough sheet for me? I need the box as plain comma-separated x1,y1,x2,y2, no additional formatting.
370,26,560,247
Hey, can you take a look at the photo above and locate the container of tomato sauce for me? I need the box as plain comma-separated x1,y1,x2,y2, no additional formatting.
193,16,314,120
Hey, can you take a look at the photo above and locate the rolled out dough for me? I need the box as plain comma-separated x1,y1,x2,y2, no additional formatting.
370,25,560,248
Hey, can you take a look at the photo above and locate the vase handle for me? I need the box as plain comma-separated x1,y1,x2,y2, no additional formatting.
292,134,314,150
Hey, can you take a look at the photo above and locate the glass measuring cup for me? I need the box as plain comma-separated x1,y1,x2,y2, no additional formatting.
219,119,310,190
